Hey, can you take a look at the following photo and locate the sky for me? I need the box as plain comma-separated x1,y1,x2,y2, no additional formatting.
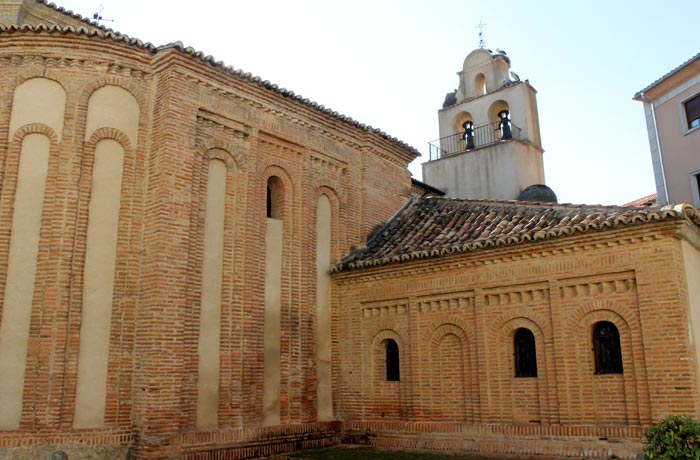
57,0,699,205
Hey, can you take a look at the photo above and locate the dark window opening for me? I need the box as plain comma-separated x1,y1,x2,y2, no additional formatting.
686,94,700,130
266,184,272,218
514,328,538,377
593,321,623,375
266,177,284,220
385,339,400,381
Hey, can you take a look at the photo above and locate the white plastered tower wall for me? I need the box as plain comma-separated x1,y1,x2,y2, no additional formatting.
423,48,546,200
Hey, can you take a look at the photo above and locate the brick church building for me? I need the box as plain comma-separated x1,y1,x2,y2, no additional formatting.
1,1,700,459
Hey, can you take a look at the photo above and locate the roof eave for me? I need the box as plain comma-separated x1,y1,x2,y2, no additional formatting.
634,52,700,101
0,24,422,161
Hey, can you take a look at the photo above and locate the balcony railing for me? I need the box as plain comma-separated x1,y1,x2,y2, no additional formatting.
428,121,522,161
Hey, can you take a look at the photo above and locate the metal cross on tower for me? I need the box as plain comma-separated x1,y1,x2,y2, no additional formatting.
475,21,486,49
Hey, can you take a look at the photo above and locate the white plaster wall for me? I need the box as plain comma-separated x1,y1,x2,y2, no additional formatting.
0,134,51,430
85,86,139,146
263,218,283,426
74,85,138,428
422,141,544,200
681,239,700,388
440,83,541,148
196,159,227,429
458,50,511,102
9,78,65,142
316,195,332,421
74,139,125,428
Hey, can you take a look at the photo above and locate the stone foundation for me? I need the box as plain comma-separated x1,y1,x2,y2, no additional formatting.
344,420,645,460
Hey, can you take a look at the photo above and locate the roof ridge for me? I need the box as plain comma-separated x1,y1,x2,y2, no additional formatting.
0,23,158,51
420,195,641,210
36,0,110,32
333,199,700,273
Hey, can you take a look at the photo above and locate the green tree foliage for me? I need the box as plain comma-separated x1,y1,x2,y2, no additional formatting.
644,415,700,460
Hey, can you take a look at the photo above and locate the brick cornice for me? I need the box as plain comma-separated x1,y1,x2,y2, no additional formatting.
149,52,416,169
0,27,419,170
0,53,151,113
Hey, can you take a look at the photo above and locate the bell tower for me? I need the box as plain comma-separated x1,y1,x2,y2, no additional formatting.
422,48,547,201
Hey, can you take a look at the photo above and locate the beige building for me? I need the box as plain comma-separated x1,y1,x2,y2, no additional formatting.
634,53,700,206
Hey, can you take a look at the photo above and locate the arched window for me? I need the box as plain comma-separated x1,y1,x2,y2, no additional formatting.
475,73,486,96
514,328,537,377
498,110,512,140
593,321,623,375
385,339,400,381
266,183,272,218
266,176,284,219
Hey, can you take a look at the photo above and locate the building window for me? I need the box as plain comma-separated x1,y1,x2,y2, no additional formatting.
266,183,272,217
593,321,623,375
685,94,700,130
475,73,486,96
267,176,284,219
691,171,700,207
514,328,537,377
385,339,400,381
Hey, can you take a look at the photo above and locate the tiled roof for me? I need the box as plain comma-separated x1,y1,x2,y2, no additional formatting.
333,196,700,272
0,23,157,50
35,0,108,31
622,193,658,207
0,17,421,159
634,52,700,99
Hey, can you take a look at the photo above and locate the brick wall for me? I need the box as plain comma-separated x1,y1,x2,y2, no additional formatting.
5,13,699,460
0,29,414,459
333,223,700,459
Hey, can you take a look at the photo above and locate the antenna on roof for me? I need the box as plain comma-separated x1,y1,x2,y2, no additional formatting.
92,4,114,26
475,21,487,49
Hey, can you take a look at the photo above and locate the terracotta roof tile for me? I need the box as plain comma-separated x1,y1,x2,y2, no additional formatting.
622,193,658,207
333,196,700,272
0,23,157,50
35,0,108,30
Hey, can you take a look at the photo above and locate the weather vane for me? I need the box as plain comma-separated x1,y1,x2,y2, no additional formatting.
92,4,114,26
475,21,486,49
